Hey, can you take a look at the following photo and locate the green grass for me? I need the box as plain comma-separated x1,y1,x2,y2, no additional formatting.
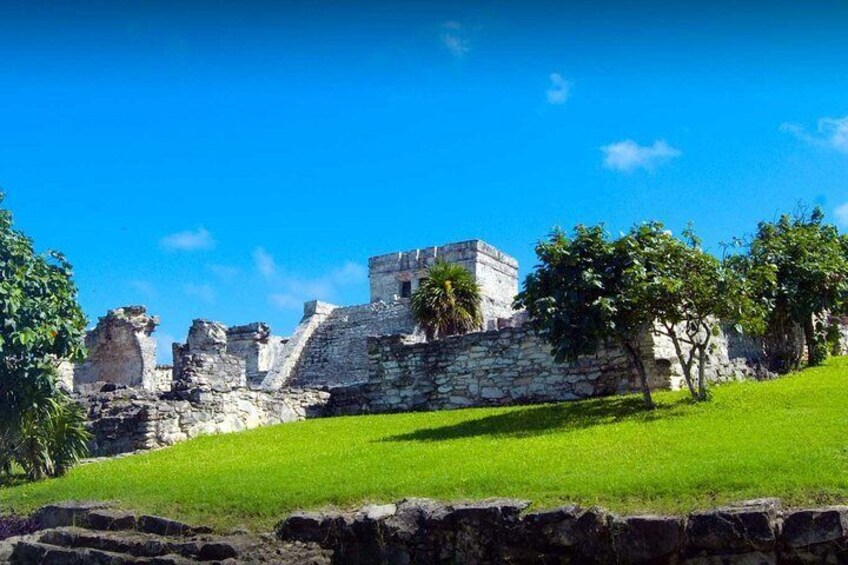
2,358,848,531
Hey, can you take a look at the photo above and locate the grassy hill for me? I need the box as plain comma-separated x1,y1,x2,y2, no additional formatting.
1,358,847,531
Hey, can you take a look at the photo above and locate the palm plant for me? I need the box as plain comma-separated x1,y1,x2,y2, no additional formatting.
411,261,483,340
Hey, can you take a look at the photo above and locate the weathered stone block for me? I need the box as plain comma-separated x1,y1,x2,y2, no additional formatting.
685,506,778,555
781,506,848,548
612,514,683,564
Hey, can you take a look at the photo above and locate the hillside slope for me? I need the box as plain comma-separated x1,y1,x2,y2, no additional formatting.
2,358,847,531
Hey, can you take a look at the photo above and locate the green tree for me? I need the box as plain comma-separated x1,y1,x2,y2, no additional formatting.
516,223,753,407
515,225,657,408
0,192,89,479
731,208,848,371
634,225,762,401
411,261,482,340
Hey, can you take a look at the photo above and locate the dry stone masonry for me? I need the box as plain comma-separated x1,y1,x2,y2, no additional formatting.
4,498,847,564
275,497,848,564
63,239,781,455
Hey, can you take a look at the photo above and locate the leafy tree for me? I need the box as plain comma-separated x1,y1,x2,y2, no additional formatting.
0,192,89,479
731,208,848,371
516,223,753,407
411,261,482,340
633,225,762,401
515,225,658,408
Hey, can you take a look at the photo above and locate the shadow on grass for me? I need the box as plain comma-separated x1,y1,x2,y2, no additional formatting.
0,473,33,489
384,396,691,443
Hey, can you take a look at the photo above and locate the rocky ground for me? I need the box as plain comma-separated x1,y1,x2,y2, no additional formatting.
0,502,331,564
2,498,847,563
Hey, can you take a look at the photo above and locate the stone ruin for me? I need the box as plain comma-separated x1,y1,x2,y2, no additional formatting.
61,239,783,457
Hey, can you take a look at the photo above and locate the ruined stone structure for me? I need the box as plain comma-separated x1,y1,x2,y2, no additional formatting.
71,307,167,394
64,239,780,456
369,240,519,328
329,327,639,415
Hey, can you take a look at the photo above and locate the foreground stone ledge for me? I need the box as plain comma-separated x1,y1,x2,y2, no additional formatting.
276,498,848,564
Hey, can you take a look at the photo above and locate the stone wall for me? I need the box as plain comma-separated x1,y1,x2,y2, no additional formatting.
277,497,848,564
72,307,161,393
329,326,641,415
83,386,330,457
328,321,774,416
288,300,419,388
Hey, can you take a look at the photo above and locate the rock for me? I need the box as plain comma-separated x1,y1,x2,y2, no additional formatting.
356,503,397,522
612,514,683,564
686,505,778,555
450,499,531,563
137,515,201,537
781,506,848,547
32,501,109,529
512,505,614,562
86,510,137,532
197,541,239,560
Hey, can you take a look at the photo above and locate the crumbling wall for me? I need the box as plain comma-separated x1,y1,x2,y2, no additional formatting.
225,322,286,385
328,326,640,415
329,320,778,416
83,386,330,457
172,320,247,392
73,307,160,393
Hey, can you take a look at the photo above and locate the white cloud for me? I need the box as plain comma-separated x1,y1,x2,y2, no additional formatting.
183,283,216,303
546,73,570,105
781,116,848,154
601,139,682,172
440,21,470,58
835,202,848,227
265,260,368,311
253,247,277,278
160,227,215,251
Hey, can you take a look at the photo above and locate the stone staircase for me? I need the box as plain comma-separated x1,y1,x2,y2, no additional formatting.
0,502,331,564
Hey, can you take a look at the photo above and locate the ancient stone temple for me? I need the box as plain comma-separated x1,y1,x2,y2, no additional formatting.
64,239,777,456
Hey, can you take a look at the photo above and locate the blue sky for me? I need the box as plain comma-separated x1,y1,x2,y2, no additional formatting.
2,0,847,361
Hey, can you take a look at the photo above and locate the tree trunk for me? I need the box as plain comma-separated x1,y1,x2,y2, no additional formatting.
666,328,697,399
697,345,708,401
803,315,818,367
623,341,655,409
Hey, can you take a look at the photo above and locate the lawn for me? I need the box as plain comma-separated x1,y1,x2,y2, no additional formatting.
1,358,847,531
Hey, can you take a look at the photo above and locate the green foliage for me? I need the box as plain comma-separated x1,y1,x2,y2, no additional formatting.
0,192,89,479
411,261,482,340
1,359,847,530
629,224,759,401
516,222,755,405
729,208,848,371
